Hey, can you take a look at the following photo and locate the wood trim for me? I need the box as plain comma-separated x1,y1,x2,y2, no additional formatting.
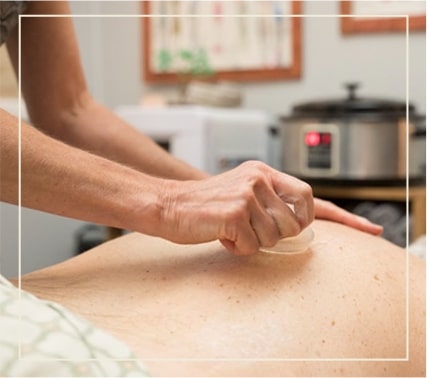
341,1,426,34
141,1,151,84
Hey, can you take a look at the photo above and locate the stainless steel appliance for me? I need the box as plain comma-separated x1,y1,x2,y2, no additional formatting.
409,114,426,179
280,83,419,181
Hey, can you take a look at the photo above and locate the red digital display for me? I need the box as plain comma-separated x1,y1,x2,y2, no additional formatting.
320,133,332,145
304,132,321,147
305,132,331,147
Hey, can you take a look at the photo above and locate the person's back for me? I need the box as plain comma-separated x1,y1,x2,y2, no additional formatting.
17,220,425,377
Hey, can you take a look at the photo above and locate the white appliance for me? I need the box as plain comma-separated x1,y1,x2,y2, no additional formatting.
115,106,281,174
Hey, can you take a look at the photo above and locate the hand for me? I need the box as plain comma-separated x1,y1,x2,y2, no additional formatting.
158,161,314,255
314,198,383,235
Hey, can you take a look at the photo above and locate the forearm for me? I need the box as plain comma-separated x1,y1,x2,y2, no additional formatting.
53,95,208,180
0,109,164,235
5,0,206,182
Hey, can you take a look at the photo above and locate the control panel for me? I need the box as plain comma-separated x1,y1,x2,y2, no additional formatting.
300,124,339,176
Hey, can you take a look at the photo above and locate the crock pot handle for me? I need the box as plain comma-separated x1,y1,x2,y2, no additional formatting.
344,82,360,100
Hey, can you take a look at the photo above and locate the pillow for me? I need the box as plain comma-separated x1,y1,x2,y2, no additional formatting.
0,274,150,377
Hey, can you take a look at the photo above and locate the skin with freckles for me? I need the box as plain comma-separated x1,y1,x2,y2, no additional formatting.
16,220,425,377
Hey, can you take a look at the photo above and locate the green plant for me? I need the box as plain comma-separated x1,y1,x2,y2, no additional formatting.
157,47,214,79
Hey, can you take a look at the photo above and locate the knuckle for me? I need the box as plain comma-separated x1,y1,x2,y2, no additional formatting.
241,160,265,170
234,183,258,205
241,160,270,179
299,182,313,199
241,186,256,201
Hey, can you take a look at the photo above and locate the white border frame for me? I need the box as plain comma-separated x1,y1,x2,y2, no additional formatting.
17,12,411,363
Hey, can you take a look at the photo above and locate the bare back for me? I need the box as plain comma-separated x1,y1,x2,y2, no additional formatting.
18,220,426,377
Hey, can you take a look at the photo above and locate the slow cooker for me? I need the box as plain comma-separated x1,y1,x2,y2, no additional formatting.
280,83,418,181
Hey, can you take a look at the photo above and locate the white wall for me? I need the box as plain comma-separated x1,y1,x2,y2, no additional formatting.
71,1,142,107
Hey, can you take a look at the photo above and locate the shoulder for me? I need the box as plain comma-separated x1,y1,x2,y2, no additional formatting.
0,1,28,45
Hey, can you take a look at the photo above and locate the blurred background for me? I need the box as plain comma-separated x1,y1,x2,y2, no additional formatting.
0,0,425,277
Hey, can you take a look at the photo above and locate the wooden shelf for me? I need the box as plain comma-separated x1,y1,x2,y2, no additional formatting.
312,185,426,241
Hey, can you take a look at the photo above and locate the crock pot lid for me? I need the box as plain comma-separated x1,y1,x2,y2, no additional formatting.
292,83,415,116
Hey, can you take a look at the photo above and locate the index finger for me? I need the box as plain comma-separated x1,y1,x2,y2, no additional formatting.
271,172,314,230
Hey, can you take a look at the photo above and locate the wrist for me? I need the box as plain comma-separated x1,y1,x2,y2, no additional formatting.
117,174,172,237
